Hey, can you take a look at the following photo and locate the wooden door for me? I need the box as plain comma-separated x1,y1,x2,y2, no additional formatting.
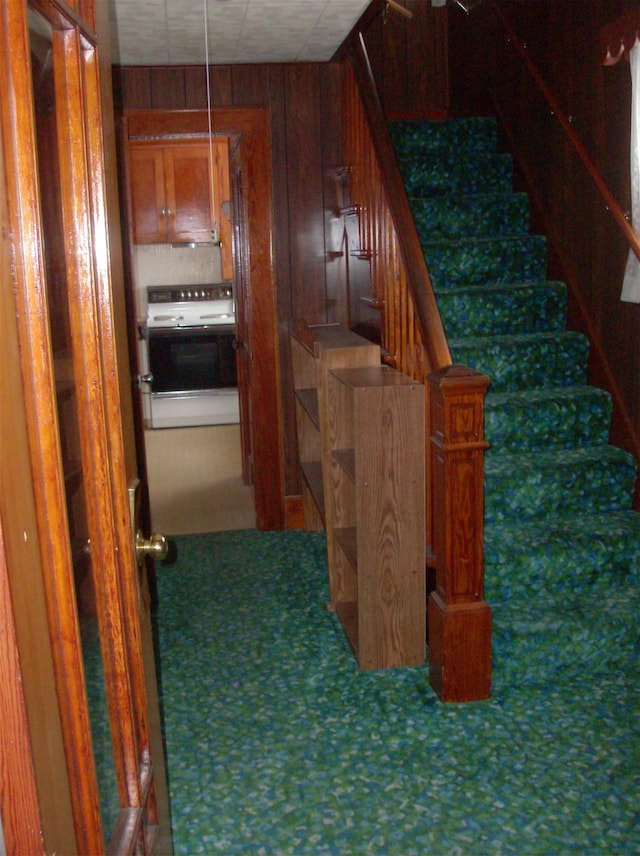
0,1,171,852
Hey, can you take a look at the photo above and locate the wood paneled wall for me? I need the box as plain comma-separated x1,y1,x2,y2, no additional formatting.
448,0,640,479
361,0,450,118
113,63,345,499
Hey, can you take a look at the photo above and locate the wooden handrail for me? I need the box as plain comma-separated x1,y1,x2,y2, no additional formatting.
494,4,640,265
349,33,452,372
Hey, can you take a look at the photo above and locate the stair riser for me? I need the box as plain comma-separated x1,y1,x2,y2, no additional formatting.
451,332,589,393
438,283,566,339
484,513,640,602
485,451,637,524
401,155,513,198
484,388,612,454
425,236,548,287
491,594,640,688
486,554,640,604
390,117,499,156
413,193,530,241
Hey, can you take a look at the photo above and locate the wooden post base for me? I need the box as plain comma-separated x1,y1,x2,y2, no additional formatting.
428,591,492,703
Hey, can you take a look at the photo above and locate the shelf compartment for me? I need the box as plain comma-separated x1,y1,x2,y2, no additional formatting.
334,526,357,570
301,460,325,523
332,448,355,481
295,388,320,428
335,601,359,660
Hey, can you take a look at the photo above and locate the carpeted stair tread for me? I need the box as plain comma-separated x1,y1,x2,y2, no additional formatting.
399,153,513,198
484,385,612,453
437,281,567,338
491,586,640,688
390,116,498,156
484,445,637,524
424,234,548,287
484,510,640,602
450,330,589,392
411,192,530,240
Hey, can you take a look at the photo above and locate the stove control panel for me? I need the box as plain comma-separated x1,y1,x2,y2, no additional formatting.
148,283,233,304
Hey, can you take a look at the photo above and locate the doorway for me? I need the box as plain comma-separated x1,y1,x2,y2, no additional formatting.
121,108,284,533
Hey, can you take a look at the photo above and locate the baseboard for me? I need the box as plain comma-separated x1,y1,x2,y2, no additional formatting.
285,495,305,530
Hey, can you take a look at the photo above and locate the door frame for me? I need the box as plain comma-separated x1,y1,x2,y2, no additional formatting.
122,108,285,531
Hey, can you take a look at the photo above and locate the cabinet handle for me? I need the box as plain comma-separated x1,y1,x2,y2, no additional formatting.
160,207,172,217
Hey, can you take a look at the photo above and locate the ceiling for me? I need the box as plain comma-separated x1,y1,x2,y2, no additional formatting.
108,0,373,66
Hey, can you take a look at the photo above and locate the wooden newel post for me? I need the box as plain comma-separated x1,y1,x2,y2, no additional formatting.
427,365,492,702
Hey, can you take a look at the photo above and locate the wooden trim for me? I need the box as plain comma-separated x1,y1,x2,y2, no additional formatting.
0,520,46,855
285,496,305,529
55,24,143,809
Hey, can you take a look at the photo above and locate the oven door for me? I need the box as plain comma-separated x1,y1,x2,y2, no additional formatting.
148,323,237,393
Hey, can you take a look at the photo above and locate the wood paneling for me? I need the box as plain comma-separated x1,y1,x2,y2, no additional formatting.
361,0,450,119
114,62,345,500
447,0,639,497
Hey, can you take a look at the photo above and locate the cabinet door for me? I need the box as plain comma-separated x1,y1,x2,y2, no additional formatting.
163,144,213,243
129,145,167,243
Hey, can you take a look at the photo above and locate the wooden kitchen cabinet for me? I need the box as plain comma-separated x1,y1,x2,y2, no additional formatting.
128,139,232,278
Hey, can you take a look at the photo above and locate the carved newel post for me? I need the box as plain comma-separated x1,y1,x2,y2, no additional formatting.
427,365,492,702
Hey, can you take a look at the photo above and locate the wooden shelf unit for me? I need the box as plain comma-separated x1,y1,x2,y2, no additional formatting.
328,365,426,670
290,323,380,533
290,324,426,670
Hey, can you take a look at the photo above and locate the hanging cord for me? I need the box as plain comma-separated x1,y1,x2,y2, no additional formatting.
203,0,220,243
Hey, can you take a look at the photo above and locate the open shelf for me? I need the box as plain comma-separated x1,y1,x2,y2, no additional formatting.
335,601,359,659
301,460,325,523
295,388,319,429
334,526,357,570
332,449,355,481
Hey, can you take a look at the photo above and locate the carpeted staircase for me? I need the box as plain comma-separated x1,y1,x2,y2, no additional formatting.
390,117,640,689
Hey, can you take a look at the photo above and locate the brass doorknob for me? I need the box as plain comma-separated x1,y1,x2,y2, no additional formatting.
135,530,169,563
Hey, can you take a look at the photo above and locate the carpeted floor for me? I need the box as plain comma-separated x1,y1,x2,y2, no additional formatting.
155,530,640,855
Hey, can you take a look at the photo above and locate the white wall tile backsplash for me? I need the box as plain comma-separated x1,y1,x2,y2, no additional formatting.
133,244,224,318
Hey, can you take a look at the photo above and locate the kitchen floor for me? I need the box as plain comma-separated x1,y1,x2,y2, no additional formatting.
144,424,255,535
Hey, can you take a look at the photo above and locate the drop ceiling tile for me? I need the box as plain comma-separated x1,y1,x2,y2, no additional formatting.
109,0,371,66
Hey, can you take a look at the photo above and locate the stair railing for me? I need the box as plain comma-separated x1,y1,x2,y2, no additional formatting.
490,5,640,505
342,33,492,702
493,6,640,265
